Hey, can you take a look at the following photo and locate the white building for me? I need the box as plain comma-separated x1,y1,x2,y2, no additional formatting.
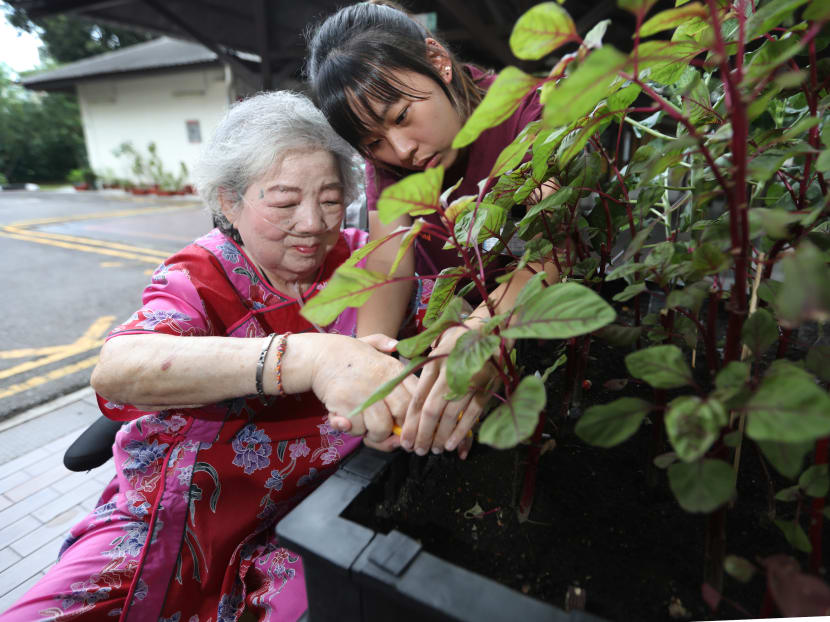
20,37,281,186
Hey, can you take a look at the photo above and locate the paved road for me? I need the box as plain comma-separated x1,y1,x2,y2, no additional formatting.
0,189,212,421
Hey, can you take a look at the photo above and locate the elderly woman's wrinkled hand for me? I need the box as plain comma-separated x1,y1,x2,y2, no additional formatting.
312,335,417,449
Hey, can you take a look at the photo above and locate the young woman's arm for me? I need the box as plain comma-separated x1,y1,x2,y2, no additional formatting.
356,212,415,338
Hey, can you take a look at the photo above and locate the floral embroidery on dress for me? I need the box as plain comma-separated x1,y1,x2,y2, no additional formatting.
231,425,272,474
297,467,319,487
138,309,192,331
216,592,243,622
287,439,310,460
122,439,169,479
217,240,242,264
104,521,149,558
152,263,170,284
126,490,151,519
264,469,284,492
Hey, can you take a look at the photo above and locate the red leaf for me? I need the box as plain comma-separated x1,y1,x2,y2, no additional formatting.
763,554,830,616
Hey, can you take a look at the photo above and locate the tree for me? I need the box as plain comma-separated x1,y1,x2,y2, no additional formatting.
7,10,154,64
0,63,85,182
0,6,153,182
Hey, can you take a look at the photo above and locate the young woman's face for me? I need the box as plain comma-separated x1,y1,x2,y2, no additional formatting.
358,68,463,172
222,150,344,288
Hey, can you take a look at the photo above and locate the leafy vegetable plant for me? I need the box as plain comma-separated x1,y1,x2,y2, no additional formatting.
303,0,830,614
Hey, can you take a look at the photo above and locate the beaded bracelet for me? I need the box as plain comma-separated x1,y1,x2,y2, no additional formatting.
255,333,278,404
273,332,291,397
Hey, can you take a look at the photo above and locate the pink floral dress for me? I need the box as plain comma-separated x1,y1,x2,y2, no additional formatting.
0,228,367,622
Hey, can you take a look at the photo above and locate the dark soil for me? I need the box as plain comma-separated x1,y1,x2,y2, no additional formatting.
344,327,829,622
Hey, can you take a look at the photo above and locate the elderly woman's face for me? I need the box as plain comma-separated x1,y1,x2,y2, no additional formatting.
224,150,345,287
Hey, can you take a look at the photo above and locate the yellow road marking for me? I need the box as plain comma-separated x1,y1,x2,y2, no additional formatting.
2,225,170,258
101,261,124,268
0,355,100,400
8,205,195,228
0,230,165,264
0,316,114,381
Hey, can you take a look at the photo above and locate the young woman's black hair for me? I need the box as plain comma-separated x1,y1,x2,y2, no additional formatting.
305,2,484,160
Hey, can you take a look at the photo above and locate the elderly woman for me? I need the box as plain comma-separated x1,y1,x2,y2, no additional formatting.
0,92,413,622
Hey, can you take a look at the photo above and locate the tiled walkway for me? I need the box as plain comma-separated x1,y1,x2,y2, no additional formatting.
0,388,115,613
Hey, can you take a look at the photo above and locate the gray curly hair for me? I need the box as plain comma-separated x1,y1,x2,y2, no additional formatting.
193,90,362,241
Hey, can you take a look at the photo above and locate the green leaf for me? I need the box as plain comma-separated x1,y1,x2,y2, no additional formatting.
635,40,701,85
478,374,546,448
531,126,570,180
389,219,424,276
509,2,578,60
754,207,803,239
665,396,727,463
452,201,507,247
640,3,708,37
541,46,628,128
666,280,710,314
775,485,801,502
576,397,652,447
748,85,783,122
773,519,812,553
557,113,608,167
692,243,731,275
501,282,617,339
514,271,548,308
605,262,646,281
489,122,540,177
618,0,659,16
623,222,658,262
608,83,641,111
724,556,757,583
593,324,643,346
342,235,386,268
806,345,830,382
301,266,387,325
746,361,830,443
626,344,694,389
540,353,567,383
445,331,501,399
421,267,464,328
453,67,541,148
377,167,442,224
758,279,783,304
744,35,802,85
742,308,779,358
799,465,830,498
613,282,648,302
346,355,426,419
758,440,812,479
774,242,830,327
397,297,465,358
804,0,830,19
713,361,750,402
668,459,737,513
745,0,809,41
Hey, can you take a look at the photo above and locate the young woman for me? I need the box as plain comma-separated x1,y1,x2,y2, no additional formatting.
307,2,558,460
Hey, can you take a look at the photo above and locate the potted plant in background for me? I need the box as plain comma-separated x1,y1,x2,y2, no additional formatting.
284,0,830,619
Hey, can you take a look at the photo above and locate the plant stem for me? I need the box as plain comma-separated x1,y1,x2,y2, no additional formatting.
808,437,829,573
517,411,547,522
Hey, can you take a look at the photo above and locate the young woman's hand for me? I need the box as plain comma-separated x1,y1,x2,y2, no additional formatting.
313,334,416,448
399,323,496,460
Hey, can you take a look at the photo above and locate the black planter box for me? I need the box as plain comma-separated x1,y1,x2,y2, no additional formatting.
277,447,605,622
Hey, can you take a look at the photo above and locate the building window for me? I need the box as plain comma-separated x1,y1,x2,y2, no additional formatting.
186,120,202,143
